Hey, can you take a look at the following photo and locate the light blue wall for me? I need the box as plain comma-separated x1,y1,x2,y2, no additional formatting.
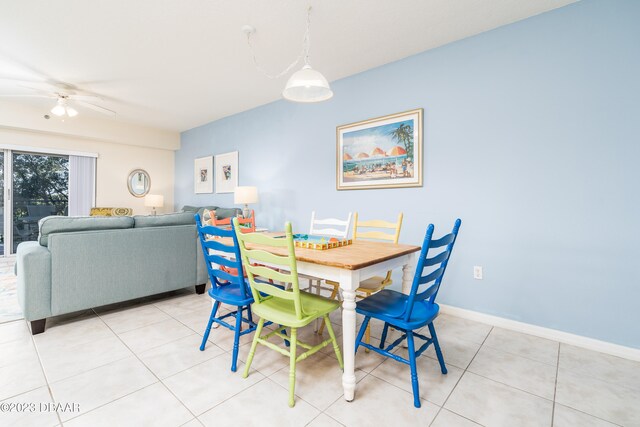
176,0,640,349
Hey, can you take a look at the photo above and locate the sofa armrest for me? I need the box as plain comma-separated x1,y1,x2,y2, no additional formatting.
16,241,52,321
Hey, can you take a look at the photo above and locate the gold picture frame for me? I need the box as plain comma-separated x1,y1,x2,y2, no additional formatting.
336,108,423,190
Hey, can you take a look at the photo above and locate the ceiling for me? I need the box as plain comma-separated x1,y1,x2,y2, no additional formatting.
0,0,575,132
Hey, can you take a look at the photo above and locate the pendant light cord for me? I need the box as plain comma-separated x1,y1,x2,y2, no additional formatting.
246,6,312,79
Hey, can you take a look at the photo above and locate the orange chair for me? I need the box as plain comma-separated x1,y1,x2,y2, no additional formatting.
202,209,267,282
211,210,256,233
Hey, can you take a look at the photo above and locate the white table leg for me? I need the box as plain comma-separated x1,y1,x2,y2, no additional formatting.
401,252,417,295
400,253,416,348
340,270,358,402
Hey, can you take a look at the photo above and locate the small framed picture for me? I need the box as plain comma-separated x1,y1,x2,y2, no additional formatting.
215,151,239,193
194,156,213,193
337,108,423,190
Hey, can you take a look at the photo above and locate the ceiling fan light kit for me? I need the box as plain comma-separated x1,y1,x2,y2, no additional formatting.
50,97,79,117
244,6,333,103
0,77,117,118
51,100,66,116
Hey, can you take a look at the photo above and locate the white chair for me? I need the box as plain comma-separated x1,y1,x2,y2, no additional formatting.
302,211,352,330
309,211,352,239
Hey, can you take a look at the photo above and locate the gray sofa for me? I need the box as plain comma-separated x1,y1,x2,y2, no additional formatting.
15,207,239,334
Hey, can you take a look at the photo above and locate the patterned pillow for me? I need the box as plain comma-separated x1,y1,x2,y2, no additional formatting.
89,207,133,217
201,208,215,225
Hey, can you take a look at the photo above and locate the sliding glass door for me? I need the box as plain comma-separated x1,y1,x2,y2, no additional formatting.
1,149,69,255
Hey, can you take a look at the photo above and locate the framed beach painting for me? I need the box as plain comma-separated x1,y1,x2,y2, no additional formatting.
215,151,238,193
336,108,423,190
194,156,213,193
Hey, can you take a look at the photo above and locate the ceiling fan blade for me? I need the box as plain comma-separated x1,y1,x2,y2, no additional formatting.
68,94,104,102
0,94,56,98
0,78,61,92
73,99,117,117
16,84,57,95
0,77,46,86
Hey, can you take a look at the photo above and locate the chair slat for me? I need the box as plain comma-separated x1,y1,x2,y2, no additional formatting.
424,250,450,267
209,267,239,284
430,233,455,248
355,230,397,242
198,223,234,237
415,284,439,301
243,248,291,267
356,219,399,229
204,252,238,269
200,238,236,254
212,217,231,225
238,231,290,247
311,227,348,237
418,267,444,285
313,218,350,226
246,264,293,284
251,281,296,301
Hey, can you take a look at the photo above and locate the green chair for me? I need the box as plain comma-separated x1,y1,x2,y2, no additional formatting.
233,219,343,407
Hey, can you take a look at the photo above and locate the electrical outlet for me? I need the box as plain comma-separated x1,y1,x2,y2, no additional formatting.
473,266,483,280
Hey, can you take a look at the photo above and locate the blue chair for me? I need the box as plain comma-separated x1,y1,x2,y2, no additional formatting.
196,213,258,372
355,219,462,408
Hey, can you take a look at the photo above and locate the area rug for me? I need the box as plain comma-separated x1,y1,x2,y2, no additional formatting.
0,259,22,323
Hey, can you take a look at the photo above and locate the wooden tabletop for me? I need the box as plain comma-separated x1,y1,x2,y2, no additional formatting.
214,233,421,270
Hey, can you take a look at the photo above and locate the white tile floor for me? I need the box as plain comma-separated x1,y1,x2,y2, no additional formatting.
1,287,639,427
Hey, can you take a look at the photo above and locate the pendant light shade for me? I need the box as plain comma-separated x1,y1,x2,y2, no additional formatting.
282,65,333,103
244,7,333,103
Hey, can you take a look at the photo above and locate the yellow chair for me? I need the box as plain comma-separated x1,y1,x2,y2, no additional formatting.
318,212,403,348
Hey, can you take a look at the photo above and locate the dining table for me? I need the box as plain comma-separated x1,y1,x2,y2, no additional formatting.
220,232,422,402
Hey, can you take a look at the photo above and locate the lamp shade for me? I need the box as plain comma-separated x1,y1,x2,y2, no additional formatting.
282,65,333,103
234,186,258,204
144,194,164,208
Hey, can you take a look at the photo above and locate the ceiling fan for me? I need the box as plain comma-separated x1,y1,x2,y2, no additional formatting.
0,79,117,118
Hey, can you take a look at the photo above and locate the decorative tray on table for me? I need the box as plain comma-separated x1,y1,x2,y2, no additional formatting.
288,234,353,250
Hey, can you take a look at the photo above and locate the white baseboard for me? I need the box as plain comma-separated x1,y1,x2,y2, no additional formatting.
439,304,640,362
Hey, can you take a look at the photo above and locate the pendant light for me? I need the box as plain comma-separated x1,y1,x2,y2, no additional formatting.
244,6,333,103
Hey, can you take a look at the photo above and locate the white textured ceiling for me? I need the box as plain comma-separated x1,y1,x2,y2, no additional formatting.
0,0,575,132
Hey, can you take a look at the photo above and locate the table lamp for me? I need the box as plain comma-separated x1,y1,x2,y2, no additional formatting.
234,186,258,218
144,194,164,216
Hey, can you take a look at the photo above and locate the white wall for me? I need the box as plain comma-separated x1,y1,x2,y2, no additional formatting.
0,101,178,215
0,100,179,150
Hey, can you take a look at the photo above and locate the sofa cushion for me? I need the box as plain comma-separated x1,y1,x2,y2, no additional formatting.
182,205,219,213
133,212,195,228
211,207,242,219
181,205,240,220
38,216,134,246
181,205,203,212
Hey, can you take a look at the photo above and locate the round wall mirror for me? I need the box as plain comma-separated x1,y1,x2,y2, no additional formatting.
127,169,151,198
